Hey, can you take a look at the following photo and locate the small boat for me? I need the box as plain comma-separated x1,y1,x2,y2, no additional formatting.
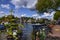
0,24,5,30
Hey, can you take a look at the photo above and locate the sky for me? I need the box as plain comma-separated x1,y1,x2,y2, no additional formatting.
0,0,55,20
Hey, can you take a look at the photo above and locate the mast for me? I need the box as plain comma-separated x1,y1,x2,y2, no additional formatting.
10,9,13,15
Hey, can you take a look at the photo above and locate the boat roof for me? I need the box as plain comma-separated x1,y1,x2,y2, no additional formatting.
0,24,4,30
32,24,46,26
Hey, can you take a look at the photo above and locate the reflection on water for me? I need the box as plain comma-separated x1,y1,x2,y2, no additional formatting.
22,23,33,40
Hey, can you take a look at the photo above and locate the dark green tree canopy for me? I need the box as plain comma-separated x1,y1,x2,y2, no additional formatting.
36,0,60,12
54,10,60,20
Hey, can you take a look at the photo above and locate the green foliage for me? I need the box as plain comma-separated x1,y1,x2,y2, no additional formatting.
37,19,45,23
7,27,13,35
21,17,33,22
36,0,60,12
0,15,24,36
54,10,60,20
18,24,24,28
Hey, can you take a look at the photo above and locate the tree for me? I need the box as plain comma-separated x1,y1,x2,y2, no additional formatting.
54,10,60,20
36,0,60,12
37,18,45,24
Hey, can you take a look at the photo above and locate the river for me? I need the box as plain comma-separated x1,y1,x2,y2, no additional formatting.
22,23,33,40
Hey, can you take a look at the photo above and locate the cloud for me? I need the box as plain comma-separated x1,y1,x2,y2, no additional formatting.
11,0,22,9
11,0,37,9
32,13,49,19
43,12,50,16
40,11,56,20
37,16,42,18
32,14,39,17
26,0,37,8
21,14,26,17
32,14,41,19
1,4,10,9
0,11,5,17
0,11,4,14
32,11,56,20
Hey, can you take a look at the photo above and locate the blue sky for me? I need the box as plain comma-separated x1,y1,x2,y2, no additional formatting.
0,0,56,20
0,0,38,17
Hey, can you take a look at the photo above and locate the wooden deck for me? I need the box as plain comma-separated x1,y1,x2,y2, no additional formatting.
48,25,60,37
